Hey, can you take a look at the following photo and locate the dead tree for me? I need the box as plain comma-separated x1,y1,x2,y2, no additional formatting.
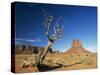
21,11,64,69
36,11,64,67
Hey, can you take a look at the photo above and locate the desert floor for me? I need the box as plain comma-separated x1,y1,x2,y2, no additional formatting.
14,52,97,73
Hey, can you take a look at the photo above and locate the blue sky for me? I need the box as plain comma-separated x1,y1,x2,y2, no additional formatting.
15,2,97,52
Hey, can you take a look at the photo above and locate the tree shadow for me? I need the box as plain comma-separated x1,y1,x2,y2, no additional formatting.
37,64,62,72
37,61,83,72
64,61,83,67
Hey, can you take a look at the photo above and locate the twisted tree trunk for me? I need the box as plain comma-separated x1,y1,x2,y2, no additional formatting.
37,41,53,67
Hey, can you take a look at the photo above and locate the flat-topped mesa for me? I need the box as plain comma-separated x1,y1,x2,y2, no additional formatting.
66,40,89,53
71,40,83,49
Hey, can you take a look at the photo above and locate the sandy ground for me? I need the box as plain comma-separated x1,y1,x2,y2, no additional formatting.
14,52,97,73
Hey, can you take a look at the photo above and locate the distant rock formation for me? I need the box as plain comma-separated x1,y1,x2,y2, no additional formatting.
66,40,90,53
15,45,53,54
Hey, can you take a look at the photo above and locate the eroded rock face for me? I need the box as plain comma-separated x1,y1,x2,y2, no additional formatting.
15,45,53,54
66,40,90,53
71,40,83,49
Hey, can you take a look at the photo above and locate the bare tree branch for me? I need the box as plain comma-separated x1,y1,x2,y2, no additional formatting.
51,16,64,40
35,10,64,67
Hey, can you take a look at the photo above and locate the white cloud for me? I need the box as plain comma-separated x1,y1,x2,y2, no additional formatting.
27,38,41,42
16,38,41,43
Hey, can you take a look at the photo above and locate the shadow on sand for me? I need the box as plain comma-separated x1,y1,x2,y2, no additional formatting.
37,64,62,72
37,61,83,72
